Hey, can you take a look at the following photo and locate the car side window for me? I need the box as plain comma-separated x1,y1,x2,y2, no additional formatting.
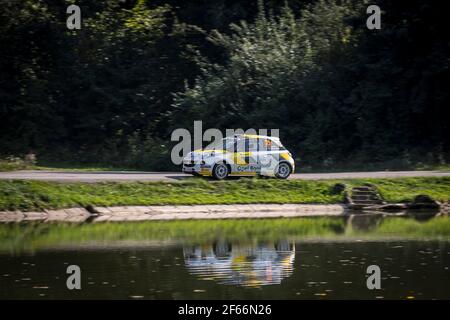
224,138,236,152
258,139,272,151
236,138,257,153
247,139,258,152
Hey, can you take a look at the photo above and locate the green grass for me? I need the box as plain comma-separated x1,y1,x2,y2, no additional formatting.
0,177,449,211
32,163,136,172
0,178,343,211
0,158,31,172
0,158,135,172
298,161,450,173
1,216,449,253
340,177,450,203
31,166,129,172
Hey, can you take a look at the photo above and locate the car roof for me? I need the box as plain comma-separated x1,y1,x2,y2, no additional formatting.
235,134,281,142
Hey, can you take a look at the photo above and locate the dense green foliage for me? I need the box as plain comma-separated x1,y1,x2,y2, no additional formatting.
0,157,32,172
0,177,448,211
1,0,449,170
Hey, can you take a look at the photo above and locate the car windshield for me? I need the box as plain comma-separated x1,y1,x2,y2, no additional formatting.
272,139,286,150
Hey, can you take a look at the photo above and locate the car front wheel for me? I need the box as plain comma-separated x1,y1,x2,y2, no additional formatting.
275,162,291,179
212,163,229,180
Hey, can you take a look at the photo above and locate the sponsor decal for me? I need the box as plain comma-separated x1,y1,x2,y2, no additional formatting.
237,165,261,172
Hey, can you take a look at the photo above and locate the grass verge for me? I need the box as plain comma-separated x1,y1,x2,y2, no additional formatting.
0,178,341,211
343,177,450,203
0,177,449,211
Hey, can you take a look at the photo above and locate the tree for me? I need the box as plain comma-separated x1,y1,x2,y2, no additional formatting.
173,0,449,170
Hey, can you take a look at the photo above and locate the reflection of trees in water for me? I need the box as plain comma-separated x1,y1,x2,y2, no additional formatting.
183,240,295,288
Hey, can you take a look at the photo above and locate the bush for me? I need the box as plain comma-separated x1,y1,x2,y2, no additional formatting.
0,156,30,171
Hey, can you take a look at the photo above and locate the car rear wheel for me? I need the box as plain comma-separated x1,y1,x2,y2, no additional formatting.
212,163,229,180
275,162,291,179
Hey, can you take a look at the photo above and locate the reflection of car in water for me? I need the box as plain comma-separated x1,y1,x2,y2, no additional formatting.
183,240,295,288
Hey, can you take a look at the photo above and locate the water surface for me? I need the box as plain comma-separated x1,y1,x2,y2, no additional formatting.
1,217,449,299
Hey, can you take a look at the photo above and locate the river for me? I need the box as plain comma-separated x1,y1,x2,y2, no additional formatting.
0,217,449,299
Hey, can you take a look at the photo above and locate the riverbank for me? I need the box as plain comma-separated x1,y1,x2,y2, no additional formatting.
0,203,347,223
0,177,449,212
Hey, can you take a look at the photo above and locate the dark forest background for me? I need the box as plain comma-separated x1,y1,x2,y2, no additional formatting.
1,0,449,171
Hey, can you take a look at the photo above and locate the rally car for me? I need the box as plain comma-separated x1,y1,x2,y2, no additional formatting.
182,134,295,180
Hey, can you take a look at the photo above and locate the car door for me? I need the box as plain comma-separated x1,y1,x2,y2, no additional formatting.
257,138,274,168
232,138,259,173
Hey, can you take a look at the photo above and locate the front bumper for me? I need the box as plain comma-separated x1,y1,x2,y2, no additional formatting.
182,162,212,176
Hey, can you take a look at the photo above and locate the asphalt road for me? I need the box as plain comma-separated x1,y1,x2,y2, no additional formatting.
0,170,449,182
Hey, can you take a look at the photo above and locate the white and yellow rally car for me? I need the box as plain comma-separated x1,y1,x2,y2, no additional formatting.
182,134,295,180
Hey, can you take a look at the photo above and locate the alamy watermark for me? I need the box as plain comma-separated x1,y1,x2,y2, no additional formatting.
66,4,81,30
170,121,280,165
366,5,381,30
366,265,381,290
65,4,380,31
66,264,81,290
